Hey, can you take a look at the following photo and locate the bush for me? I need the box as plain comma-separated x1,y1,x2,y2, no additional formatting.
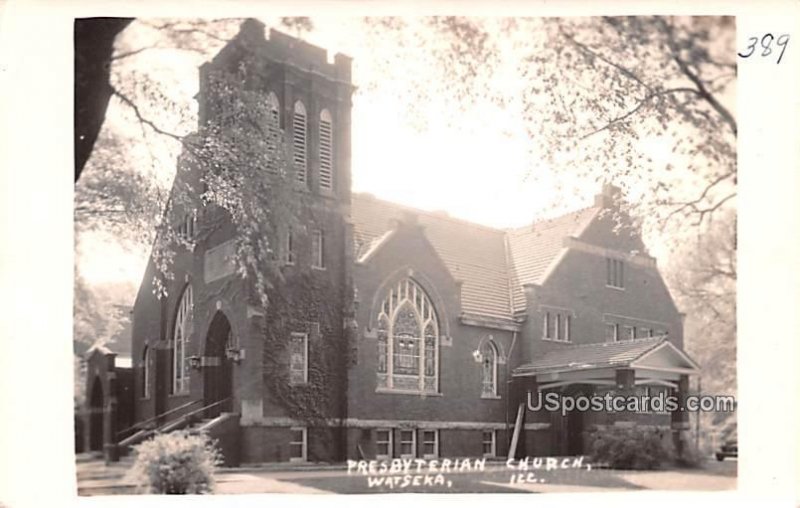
589,426,675,470
674,438,705,468
127,430,222,494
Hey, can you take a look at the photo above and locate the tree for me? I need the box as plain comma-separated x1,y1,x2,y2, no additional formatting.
523,16,736,234
665,210,737,443
356,16,736,235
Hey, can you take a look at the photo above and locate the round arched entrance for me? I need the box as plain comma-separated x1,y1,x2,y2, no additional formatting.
89,377,104,452
203,311,234,418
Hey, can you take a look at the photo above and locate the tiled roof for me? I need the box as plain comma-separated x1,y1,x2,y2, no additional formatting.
507,207,597,313
351,194,513,321
513,337,667,376
350,194,599,322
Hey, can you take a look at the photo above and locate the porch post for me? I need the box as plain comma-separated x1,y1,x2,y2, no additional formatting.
614,368,635,425
671,374,690,454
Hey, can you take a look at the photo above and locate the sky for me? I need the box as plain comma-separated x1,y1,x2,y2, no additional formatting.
76,16,735,289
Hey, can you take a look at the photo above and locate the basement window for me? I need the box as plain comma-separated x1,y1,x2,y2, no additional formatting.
482,430,496,457
422,430,438,459
289,427,307,462
399,430,416,459
375,429,393,459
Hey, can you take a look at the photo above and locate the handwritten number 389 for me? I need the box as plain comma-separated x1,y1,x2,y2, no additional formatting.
738,34,789,64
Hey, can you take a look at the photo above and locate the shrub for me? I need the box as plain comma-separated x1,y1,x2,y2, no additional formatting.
674,437,705,468
589,426,675,470
127,430,222,494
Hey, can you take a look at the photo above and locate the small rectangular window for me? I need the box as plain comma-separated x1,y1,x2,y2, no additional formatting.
375,429,392,459
311,229,325,269
289,427,307,462
283,229,295,265
289,332,308,385
606,323,619,342
623,326,635,341
399,430,416,458
543,312,552,339
482,430,496,457
421,430,438,459
543,309,571,342
555,313,562,341
606,257,624,288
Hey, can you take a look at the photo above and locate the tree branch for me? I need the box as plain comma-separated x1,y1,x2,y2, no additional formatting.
111,86,186,142
560,26,653,93
659,17,738,136
579,87,699,140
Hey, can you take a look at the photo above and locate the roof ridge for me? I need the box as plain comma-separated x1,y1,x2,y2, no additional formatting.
545,336,666,351
352,193,506,234
506,205,599,234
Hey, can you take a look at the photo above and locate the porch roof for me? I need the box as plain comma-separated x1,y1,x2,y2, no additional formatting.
513,337,699,377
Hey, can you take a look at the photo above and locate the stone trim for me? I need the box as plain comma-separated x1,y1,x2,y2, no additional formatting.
241,416,551,431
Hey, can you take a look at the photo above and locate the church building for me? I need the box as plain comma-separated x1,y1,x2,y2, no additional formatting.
83,19,699,466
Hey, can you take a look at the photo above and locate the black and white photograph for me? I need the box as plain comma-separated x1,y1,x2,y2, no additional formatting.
0,2,798,506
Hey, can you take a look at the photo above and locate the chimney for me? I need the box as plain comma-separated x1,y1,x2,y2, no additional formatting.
238,18,266,44
594,183,621,208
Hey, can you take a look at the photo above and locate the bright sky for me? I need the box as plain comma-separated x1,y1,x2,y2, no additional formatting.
77,17,733,288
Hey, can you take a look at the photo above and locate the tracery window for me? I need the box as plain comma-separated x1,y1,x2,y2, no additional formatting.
376,278,439,393
172,285,193,394
480,341,498,397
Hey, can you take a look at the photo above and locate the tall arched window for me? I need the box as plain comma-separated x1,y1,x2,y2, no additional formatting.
292,100,307,184
319,109,333,190
376,278,439,393
172,285,193,395
141,345,150,399
266,92,280,174
480,341,498,397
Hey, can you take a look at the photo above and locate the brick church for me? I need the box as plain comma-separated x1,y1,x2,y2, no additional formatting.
83,19,699,465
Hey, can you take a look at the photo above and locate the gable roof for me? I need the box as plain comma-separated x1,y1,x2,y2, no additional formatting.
512,336,686,377
350,193,600,322
506,207,597,312
351,194,513,321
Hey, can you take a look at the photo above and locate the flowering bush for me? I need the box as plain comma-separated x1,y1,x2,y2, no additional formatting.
127,430,221,494
588,426,675,470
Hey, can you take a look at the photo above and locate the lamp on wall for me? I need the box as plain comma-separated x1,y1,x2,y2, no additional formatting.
187,355,202,370
226,347,244,364
472,349,483,363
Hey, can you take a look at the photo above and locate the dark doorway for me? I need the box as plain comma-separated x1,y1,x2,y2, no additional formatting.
565,385,586,456
89,377,104,451
203,312,234,418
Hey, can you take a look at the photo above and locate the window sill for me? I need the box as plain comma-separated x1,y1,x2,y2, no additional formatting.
605,285,625,291
481,394,502,400
311,266,326,271
541,338,571,344
376,388,443,397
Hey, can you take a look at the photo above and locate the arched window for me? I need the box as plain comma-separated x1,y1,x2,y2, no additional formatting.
292,100,307,184
376,278,439,393
266,92,280,173
480,341,498,397
172,285,193,395
141,345,150,399
319,109,333,190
